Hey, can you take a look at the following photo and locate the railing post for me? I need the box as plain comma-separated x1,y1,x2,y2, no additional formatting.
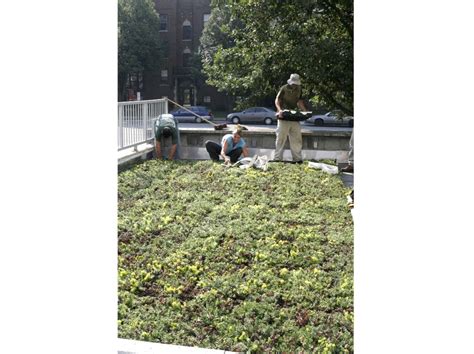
143,102,148,145
118,104,124,149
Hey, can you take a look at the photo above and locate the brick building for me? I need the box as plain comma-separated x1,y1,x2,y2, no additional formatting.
139,0,232,111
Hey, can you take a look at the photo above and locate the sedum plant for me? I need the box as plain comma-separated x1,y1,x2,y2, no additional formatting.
118,160,353,352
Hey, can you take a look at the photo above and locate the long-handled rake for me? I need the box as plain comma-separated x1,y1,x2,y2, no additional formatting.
166,98,228,130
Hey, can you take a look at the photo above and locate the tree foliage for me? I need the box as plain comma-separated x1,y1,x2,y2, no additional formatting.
200,0,353,114
118,0,163,100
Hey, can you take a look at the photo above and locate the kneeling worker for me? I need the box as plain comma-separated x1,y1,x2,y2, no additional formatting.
155,113,180,160
205,127,248,164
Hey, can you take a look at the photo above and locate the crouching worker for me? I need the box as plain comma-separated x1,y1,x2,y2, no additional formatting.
154,113,180,160
205,127,248,164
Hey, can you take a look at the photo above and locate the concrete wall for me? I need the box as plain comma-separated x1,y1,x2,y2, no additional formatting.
170,127,352,162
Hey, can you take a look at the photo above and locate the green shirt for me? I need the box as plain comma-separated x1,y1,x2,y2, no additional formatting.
155,114,178,144
276,84,303,109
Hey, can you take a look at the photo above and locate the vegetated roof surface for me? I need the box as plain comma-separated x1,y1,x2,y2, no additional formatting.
118,160,353,353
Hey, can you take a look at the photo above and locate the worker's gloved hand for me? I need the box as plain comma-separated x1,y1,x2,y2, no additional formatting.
224,157,231,165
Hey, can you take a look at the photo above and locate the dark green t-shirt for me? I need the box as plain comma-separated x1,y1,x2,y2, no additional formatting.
155,115,178,144
276,84,303,109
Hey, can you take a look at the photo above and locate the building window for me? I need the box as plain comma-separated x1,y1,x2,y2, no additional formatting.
203,96,211,103
183,47,191,67
159,14,168,32
203,14,211,26
161,69,168,80
182,19,192,40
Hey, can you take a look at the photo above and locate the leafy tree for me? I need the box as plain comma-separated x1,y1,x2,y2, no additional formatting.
200,0,353,114
118,0,163,101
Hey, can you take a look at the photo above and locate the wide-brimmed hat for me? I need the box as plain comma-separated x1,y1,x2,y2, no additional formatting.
287,73,301,85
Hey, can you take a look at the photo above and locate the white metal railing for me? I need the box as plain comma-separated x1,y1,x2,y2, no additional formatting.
118,98,168,151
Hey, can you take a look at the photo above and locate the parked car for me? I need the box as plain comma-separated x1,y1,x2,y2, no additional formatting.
226,107,277,125
170,106,213,123
304,111,354,127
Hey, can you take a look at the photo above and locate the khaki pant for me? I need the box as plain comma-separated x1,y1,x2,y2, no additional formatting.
274,120,302,161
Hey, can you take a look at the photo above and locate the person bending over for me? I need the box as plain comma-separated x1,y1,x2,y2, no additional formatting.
155,113,179,160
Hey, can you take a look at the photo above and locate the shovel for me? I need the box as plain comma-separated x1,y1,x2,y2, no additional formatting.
166,98,228,130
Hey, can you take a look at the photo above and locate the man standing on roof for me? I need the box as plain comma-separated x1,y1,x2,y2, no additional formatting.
274,73,308,163
341,130,354,173
205,127,249,164
154,113,180,160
